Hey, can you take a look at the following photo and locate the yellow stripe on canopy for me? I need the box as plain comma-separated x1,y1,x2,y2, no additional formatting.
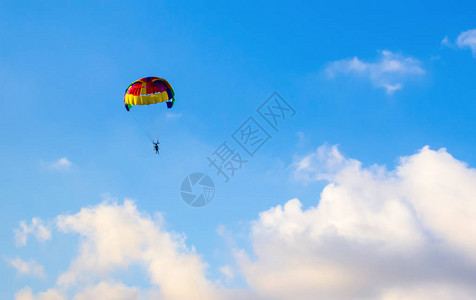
124,91,170,106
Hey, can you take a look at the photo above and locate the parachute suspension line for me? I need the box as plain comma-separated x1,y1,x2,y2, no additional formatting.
130,109,155,143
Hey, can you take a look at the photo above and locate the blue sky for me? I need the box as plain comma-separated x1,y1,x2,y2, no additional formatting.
1,1,475,299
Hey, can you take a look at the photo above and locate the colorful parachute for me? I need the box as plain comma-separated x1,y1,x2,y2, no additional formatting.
124,77,174,111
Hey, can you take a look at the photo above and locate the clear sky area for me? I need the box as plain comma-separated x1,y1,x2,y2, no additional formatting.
1,1,475,299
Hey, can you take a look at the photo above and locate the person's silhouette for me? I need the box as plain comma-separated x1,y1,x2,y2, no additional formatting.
153,139,160,154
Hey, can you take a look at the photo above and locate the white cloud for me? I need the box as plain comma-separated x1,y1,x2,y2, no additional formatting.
12,146,476,299
237,145,476,300
8,258,46,278
219,265,234,281
12,199,234,300
325,50,425,94
293,144,361,182
15,287,66,300
41,158,72,171
456,29,476,56
72,281,140,300
15,282,145,300
49,199,218,300
14,217,51,247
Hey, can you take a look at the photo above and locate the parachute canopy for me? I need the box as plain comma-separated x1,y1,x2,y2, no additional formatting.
124,77,174,111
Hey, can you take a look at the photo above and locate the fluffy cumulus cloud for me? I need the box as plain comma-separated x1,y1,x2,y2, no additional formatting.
8,258,46,278
12,146,476,299
14,199,220,300
15,287,65,300
14,217,51,246
456,29,476,56
219,265,234,282
41,157,72,171
12,202,254,300
15,281,147,300
292,144,356,182
71,281,140,300
236,145,476,300
325,50,425,94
